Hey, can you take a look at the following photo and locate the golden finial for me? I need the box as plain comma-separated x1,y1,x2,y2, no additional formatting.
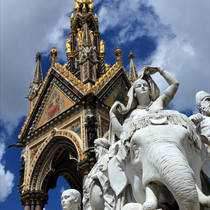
50,46,58,67
128,52,138,82
94,12,98,20
115,47,123,65
36,52,42,60
70,12,74,20
128,51,135,60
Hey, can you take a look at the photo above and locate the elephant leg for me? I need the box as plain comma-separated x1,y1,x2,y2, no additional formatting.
196,184,210,207
143,183,158,210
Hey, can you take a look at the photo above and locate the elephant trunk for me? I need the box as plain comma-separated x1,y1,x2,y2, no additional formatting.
145,143,199,210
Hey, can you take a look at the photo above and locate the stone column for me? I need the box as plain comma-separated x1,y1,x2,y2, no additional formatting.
20,191,48,210
94,32,100,52
24,205,31,210
35,205,42,210
70,31,76,51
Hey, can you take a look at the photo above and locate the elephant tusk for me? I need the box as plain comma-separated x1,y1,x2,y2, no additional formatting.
150,117,167,125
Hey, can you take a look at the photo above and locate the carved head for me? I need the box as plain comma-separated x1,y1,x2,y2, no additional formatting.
133,78,151,99
94,138,110,159
196,91,210,115
61,189,81,210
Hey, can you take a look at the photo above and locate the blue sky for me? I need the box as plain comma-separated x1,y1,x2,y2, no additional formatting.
0,0,209,209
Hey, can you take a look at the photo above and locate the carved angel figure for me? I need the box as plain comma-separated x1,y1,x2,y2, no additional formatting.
100,40,105,53
89,30,94,45
74,0,80,10
77,28,83,47
66,38,71,53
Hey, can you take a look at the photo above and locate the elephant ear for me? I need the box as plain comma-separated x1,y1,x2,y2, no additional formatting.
108,155,128,196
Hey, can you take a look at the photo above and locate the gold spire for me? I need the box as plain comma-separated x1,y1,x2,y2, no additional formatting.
50,46,58,67
70,12,74,21
115,47,123,65
128,52,138,83
94,12,98,20
33,52,43,84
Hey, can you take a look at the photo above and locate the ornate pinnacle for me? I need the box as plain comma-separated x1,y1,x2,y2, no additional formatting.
70,12,74,20
128,52,138,83
128,51,134,60
94,12,98,20
36,52,42,61
115,47,123,65
50,46,58,67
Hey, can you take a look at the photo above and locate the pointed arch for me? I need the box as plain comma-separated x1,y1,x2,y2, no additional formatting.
25,130,84,193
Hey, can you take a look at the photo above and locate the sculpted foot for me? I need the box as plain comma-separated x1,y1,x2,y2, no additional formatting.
143,199,157,210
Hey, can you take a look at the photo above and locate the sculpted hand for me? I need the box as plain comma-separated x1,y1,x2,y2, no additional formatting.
142,66,161,75
189,113,203,125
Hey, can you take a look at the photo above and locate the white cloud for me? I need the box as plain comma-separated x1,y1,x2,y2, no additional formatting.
1,0,74,136
146,0,210,113
98,0,209,114
0,139,15,202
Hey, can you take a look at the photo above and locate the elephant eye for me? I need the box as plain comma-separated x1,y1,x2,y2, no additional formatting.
131,144,139,158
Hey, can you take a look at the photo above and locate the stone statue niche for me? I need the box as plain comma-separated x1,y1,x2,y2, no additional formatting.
82,66,210,210
61,189,81,210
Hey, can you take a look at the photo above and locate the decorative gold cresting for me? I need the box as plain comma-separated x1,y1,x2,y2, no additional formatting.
105,63,110,71
50,46,58,67
128,51,138,83
18,59,131,139
115,47,123,65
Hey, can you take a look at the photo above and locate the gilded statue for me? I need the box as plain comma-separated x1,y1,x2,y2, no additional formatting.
77,28,83,47
90,30,94,45
100,40,105,53
74,0,80,11
88,0,93,10
66,38,71,53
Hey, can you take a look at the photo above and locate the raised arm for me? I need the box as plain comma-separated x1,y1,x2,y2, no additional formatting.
143,66,179,108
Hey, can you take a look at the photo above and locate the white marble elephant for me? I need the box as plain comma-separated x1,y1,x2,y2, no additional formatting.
108,111,210,210
108,66,210,210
